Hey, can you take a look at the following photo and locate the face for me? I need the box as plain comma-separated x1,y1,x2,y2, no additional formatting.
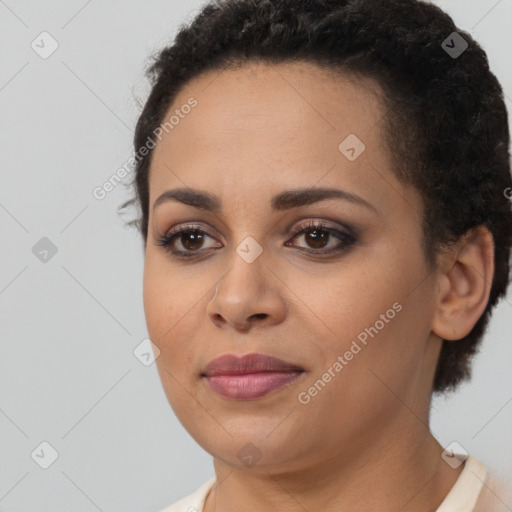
143,61,441,472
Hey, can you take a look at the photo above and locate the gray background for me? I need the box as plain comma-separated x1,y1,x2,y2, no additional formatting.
0,1,511,510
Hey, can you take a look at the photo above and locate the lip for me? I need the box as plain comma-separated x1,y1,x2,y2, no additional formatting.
202,353,305,400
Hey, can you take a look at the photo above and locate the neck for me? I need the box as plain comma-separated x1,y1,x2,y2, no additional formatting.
203,416,463,512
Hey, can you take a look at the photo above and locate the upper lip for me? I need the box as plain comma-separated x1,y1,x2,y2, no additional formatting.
202,353,304,377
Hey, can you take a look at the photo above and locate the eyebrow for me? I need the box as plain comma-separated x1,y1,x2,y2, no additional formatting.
153,187,378,214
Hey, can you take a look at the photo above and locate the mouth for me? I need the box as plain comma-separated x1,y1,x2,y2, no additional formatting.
201,353,305,400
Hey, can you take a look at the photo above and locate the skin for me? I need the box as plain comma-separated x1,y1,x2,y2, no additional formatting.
143,60,494,511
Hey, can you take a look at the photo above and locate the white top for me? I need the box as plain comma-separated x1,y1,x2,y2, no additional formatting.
158,455,487,512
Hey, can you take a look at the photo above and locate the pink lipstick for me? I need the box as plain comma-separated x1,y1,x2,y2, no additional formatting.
202,353,304,399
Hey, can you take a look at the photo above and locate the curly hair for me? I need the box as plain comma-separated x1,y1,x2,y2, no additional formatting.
119,0,512,394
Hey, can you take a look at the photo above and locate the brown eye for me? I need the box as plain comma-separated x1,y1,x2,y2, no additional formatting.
285,220,357,256
303,228,330,249
156,225,222,259
180,230,205,250
156,220,357,261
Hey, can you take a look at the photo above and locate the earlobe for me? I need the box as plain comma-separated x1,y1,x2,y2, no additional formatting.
431,226,495,341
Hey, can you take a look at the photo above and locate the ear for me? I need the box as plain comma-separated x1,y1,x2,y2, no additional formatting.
432,225,495,341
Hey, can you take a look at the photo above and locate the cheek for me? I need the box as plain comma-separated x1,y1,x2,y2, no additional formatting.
288,260,399,343
143,260,201,412
291,249,430,377
142,255,196,353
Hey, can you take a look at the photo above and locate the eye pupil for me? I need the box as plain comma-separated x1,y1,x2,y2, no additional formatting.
159,222,354,260
182,230,204,250
306,229,329,249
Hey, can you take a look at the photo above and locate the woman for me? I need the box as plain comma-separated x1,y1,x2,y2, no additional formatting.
120,0,512,510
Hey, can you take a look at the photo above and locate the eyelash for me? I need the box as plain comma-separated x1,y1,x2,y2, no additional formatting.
155,220,357,260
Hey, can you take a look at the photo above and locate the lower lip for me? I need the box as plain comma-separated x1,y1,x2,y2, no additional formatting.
204,371,303,399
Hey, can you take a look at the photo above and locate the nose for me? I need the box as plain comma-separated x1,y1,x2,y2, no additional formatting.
206,251,287,332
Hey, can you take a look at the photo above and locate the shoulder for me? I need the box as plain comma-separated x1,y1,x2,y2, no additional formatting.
436,456,511,512
156,477,216,512
473,465,512,512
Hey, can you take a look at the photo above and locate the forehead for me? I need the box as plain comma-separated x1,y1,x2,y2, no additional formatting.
149,60,393,208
